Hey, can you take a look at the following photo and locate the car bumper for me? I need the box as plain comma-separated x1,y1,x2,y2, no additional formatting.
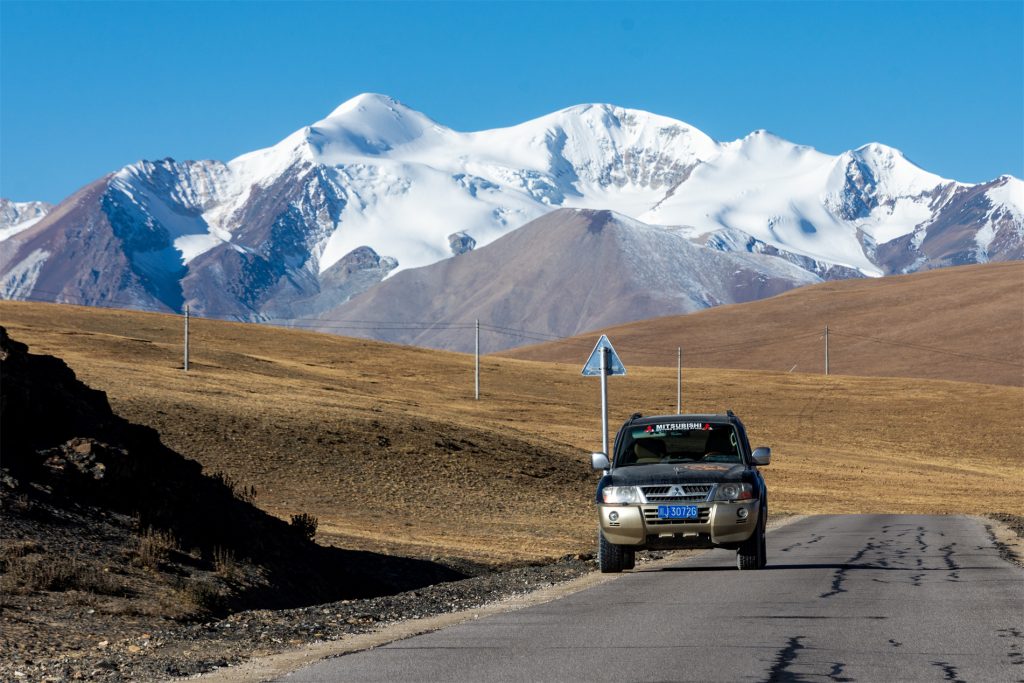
597,501,760,547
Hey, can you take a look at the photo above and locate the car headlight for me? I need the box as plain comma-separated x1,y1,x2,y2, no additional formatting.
602,486,641,504
714,483,754,501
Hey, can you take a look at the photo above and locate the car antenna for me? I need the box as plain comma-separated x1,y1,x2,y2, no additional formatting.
726,409,735,417
629,412,643,422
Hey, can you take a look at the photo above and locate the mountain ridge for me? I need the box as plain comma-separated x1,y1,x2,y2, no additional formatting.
1,93,1021,332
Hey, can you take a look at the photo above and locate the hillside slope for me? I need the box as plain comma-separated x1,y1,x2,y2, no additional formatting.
500,261,1024,387
1,300,1020,570
317,208,820,351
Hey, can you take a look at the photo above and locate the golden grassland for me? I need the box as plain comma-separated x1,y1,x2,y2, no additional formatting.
501,261,1024,387
2,301,1021,565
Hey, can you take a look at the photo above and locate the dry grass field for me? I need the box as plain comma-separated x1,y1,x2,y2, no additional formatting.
2,300,1021,566
501,261,1024,387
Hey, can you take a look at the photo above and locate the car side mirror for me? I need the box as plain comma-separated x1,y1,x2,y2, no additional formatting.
591,452,610,470
752,447,771,466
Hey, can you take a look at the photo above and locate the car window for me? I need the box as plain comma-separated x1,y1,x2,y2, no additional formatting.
616,423,742,466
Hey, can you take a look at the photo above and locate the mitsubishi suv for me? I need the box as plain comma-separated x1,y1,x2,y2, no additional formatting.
591,411,771,572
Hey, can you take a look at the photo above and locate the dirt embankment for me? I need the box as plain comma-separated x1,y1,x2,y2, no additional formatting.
0,328,474,681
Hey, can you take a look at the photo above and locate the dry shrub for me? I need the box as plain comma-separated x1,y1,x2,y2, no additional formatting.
0,539,44,572
170,579,225,617
1,554,123,595
209,472,257,503
137,527,179,569
290,512,318,541
212,546,238,579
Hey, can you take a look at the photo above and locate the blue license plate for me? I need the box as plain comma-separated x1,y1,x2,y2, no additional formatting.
657,505,699,520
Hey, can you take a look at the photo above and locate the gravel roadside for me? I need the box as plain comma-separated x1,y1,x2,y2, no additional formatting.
984,513,1024,568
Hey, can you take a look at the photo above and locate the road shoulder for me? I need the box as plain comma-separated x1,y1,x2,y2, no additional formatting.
188,515,806,683
981,513,1024,567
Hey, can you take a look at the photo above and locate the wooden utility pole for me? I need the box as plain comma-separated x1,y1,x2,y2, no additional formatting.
677,346,682,414
183,305,190,372
824,325,829,376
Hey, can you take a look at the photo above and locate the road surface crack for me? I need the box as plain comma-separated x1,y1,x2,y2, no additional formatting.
766,635,807,682
930,660,966,682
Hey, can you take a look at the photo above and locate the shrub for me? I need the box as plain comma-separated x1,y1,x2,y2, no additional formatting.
209,472,257,503
290,512,318,541
137,527,179,569
1,555,123,595
212,546,238,579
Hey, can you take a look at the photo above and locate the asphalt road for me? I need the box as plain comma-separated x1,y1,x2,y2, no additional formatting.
281,515,1023,682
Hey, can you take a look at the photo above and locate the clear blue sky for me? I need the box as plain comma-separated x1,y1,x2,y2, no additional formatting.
2,1,1021,203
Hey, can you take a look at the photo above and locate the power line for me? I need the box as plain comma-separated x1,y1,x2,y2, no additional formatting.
6,293,1021,369
829,329,1024,368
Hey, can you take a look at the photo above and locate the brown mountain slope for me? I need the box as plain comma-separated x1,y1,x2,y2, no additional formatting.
499,261,1024,387
315,208,820,352
1,301,1021,572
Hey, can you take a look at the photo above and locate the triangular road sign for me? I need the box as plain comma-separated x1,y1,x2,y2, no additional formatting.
581,335,627,376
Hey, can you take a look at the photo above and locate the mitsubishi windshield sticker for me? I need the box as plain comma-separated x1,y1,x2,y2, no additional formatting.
654,422,711,431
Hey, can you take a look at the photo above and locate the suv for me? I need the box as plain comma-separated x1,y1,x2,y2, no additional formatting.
591,411,771,572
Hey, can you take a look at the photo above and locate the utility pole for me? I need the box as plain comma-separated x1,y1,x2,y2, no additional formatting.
183,305,190,372
677,346,682,414
824,324,829,376
474,319,480,400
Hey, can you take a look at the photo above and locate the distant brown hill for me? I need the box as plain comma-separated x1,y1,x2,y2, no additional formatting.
316,208,820,351
499,261,1024,387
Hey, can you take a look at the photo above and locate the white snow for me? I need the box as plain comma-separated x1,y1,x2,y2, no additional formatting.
175,233,226,262
1,248,50,298
29,93,1020,281
975,176,1024,258
0,214,46,241
0,200,52,241
985,176,1024,223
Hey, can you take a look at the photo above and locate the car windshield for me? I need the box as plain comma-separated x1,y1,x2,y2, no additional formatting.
616,422,743,466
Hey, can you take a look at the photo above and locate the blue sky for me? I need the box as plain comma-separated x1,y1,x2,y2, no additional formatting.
2,1,1021,203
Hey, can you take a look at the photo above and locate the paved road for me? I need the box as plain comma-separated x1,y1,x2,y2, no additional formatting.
281,515,1023,682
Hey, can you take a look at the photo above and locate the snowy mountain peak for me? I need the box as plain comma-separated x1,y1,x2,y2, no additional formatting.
0,198,53,240
835,142,949,203
537,102,720,160
4,94,1020,324
326,92,405,118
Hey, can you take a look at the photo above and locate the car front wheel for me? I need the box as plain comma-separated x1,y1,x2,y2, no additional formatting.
737,512,766,570
598,529,625,573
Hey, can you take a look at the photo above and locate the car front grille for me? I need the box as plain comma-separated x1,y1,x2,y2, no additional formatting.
642,506,712,525
641,483,714,503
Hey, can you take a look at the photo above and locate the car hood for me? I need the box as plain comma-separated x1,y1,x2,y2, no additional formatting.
607,462,748,486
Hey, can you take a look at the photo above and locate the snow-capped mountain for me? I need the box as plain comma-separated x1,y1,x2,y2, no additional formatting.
0,199,52,241
1,94,1021,327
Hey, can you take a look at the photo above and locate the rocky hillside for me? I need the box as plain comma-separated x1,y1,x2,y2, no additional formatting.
0,327,465,675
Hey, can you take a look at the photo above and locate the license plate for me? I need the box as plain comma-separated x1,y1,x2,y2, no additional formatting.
657,505,699,520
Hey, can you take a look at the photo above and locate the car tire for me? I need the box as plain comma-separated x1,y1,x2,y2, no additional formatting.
598,529,625,573
758,504,768,569
623,548,636,570
737,513,766,570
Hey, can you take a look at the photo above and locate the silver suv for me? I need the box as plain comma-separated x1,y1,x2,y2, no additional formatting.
592,411,771,572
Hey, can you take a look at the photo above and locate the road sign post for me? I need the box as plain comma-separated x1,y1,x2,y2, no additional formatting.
582,335,626,458
599,347,608,455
